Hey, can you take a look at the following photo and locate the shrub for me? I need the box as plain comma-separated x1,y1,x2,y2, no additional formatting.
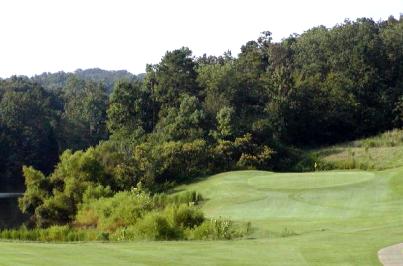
165,204,204,229
75,190,154,231
189,218,251,240
132,212,180,240
110,204,205,241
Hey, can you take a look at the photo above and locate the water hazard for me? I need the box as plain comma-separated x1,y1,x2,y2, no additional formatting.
0,193,27,229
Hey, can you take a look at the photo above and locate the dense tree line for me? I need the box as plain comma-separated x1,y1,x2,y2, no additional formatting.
0,17,402,227
0,69,140,191
32,68,138,92
0,77,108,190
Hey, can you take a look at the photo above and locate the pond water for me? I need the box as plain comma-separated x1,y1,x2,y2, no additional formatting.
0,193,27,229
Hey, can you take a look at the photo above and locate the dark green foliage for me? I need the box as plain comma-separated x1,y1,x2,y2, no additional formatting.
0,79,60,189
282,18,402,144
59,77,108,150
148,47,200,107
107,80,154,137
132,138,209,185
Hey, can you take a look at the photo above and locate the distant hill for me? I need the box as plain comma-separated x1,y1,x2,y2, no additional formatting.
31,68,143,92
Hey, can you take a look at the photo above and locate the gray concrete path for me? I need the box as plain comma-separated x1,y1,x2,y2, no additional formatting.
379,243,403,266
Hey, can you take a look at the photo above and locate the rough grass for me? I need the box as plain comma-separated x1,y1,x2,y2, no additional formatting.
2,168,403,265
310,129,403,170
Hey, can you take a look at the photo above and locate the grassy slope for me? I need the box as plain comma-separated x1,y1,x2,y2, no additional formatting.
2,168,403,265
313,129,403,170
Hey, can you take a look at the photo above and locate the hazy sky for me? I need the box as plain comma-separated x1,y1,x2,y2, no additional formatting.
0,0,402,77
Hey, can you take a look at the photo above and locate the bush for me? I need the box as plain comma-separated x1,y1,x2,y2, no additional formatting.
189,218,251,240
110,204,204,241
132,212,180,240
165,204,204,229
75,190,154,231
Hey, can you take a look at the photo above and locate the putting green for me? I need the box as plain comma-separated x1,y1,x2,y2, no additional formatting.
248,171,374,190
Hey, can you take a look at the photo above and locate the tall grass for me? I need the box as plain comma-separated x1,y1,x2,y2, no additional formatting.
298,129,403,171
354,129,403,148
0,226,99,242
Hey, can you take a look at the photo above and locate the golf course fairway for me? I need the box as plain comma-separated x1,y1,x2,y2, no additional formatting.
2,168,403,265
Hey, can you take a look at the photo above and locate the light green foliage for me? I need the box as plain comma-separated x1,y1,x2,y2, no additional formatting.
73,189,244,241
165,204,204,229
18,166,50,214
0,225,98,242
5,190,215,242
127,212,178,240
214,106,234,140
19,148,112,227
75,189,207,237
76,190,154,231
190,218,244,240
126,204,204,240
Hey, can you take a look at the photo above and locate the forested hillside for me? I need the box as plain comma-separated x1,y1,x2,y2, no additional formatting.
32,68,138,92
0,17,402,228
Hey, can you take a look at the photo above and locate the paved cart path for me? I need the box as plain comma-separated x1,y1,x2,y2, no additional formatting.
379,243,403,266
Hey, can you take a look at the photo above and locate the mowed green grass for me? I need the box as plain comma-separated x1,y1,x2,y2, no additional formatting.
2,168,403,265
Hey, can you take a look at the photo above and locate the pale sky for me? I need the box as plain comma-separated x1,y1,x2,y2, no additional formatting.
0,0,402,78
